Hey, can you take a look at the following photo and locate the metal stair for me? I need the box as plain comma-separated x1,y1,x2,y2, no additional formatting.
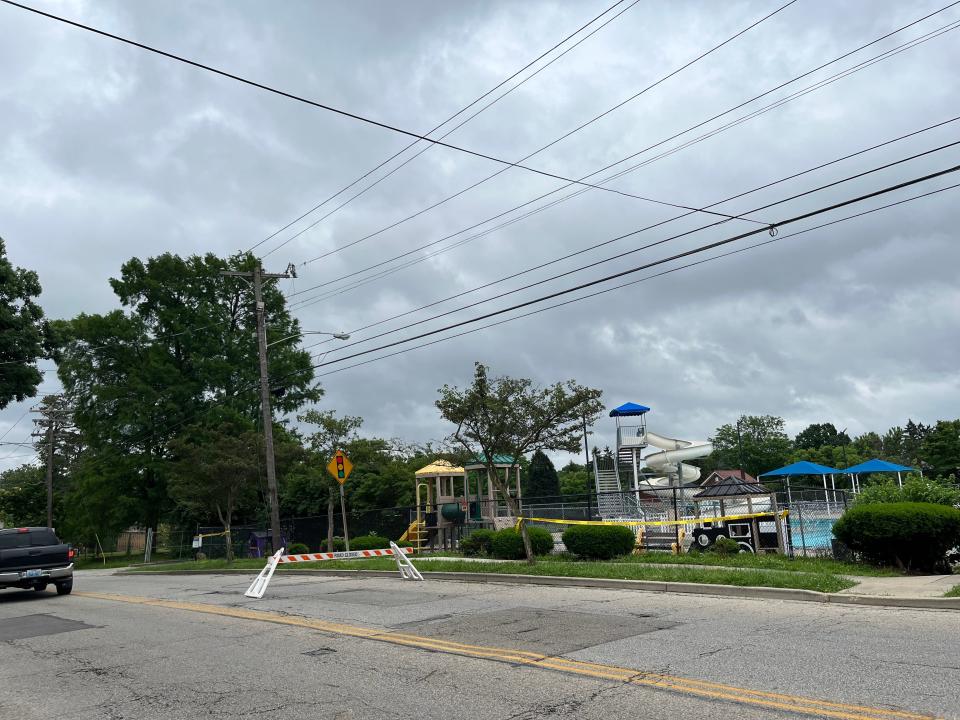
593,455,624,518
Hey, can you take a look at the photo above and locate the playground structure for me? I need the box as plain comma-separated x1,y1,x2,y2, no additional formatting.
399,456,521,551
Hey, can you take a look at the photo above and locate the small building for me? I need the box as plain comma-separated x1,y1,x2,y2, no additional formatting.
699,469,758,487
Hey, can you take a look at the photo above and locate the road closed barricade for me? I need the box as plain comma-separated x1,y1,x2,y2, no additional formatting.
245,541,422,599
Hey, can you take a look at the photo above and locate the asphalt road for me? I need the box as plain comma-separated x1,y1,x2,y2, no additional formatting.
0,569,957,720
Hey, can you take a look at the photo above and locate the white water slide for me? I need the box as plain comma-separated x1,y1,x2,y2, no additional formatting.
640,431,713,486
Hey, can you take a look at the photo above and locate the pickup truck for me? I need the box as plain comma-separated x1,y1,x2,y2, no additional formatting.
0,527,74,595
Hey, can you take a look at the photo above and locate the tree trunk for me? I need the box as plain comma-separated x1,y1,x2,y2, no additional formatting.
224,525,233,562
490,464,536,564
327,494,335,552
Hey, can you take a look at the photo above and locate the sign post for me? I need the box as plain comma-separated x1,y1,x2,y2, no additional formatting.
327,450,354,551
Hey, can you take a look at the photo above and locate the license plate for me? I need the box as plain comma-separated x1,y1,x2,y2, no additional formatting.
24,569,42,578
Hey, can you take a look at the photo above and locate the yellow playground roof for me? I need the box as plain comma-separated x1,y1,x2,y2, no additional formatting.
414,459,465,477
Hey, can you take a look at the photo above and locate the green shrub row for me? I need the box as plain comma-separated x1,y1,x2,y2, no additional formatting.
833,501,960,572
561,524,635,560
460,527,555,559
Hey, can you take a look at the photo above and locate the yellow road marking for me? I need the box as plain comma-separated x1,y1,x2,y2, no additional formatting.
75,591,935,720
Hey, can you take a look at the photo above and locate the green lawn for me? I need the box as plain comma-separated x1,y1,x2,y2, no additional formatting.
945,584,960,598
129,556,855,593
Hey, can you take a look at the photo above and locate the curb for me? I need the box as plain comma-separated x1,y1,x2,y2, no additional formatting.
119,568,960,610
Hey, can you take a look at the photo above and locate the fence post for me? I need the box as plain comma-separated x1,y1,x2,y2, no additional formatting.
796,500,808,557
672,486,680,553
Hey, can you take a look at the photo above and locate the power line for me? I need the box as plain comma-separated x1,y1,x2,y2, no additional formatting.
276,0,798,261
252,0,639,256
297,117,960,354
286,9,960,305
301,164,960,371
314,180,960,378
304,141,960,360
1,0,786,233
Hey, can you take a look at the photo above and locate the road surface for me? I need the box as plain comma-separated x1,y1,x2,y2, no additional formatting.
0,568,957,719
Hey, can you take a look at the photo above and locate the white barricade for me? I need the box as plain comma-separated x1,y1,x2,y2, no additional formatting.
244,547,283,599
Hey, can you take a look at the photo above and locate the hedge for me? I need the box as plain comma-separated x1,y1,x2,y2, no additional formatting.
832,502,960,572
349,534,392,551
490,527,555,559
562,524,635,560
286,542,310,555
460,529,496,556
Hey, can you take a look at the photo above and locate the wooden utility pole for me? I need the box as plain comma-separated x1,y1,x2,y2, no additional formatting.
31,395,74,529
221,263,295,552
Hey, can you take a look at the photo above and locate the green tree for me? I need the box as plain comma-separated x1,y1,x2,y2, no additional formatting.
709,415,793,477
0,464,48,527
0,238,51,408
525,450,560,500
921,420,960,477
558,461,590,496
794,423,849,450
436,362,603,563
53,252,319,536
292,409,363,551
168,410,262,561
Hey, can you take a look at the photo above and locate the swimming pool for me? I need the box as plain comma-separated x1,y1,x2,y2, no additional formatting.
789,517,837,552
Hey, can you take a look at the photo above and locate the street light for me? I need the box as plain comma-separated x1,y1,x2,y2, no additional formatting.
266,330,350,347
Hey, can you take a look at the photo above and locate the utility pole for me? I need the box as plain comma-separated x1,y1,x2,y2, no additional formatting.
31,395,75,529
221,263,296,552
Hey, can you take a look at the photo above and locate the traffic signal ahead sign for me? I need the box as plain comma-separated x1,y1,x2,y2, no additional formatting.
326,451,353,485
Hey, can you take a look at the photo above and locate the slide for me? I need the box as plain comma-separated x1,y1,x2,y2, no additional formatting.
640,431,713,486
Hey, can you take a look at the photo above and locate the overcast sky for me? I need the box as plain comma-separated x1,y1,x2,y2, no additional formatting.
2,0,959,473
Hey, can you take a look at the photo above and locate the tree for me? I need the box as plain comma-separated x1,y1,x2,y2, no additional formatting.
0,464,47,527
921,420,960,477
709,415,792,477
168,410,262,561
794,423,849,450
0,237,51,408
526,450,561,500
295,409,363,551
558,461,590,496
53,251,319,535
436,362,603,563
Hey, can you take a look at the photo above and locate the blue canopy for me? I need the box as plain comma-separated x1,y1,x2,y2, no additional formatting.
843,458,914,474
760,460,840,476
609,402,651,417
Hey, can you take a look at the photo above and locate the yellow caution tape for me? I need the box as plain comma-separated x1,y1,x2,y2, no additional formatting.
517,509,788,529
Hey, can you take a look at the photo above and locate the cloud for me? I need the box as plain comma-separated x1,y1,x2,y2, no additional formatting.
2,0,959,473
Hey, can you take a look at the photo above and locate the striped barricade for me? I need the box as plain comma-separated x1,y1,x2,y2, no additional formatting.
277,547,412,563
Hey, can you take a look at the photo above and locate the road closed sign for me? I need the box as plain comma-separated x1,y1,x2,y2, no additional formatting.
326,451,353,485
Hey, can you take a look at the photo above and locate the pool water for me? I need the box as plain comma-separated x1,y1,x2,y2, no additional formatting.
789,517,837,551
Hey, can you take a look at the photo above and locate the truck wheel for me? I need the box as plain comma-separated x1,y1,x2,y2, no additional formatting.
55,580,73,596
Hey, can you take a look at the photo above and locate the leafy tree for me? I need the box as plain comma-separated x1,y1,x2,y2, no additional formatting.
436,362,603,563
794,423,849,450
53,251,319,535
855,474,960,507
709,415,792,478
168,410,262,561
0,238,51,408
526,450,560,501
0,464,48,527
558,461,590,496
291,409,363,551
921,420,960,477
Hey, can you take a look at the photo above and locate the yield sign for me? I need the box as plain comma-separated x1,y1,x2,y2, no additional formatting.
326,451,353,485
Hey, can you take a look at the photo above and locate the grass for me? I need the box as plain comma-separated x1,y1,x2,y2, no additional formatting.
129,556,855,593
945,584,960,598
74,552,185,570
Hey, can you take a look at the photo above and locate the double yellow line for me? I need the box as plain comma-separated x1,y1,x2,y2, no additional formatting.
76,591,935,720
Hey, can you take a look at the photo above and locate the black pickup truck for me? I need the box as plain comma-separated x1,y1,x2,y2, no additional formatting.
0,527,74,595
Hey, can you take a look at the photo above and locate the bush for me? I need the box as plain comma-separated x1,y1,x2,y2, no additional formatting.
286,542,310,555
562,524,636,560
833,502,960,572
856,475,960,507
490,527,555,559
708,536,741,555
349,534,392,551
460,528,496,556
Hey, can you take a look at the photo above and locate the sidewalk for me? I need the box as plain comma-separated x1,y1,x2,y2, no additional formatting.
840,574,957,598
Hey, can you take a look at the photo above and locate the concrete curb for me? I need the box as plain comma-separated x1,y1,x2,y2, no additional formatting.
119,568,960,610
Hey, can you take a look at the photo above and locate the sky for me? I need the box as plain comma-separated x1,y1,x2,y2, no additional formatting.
2,0,959,474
